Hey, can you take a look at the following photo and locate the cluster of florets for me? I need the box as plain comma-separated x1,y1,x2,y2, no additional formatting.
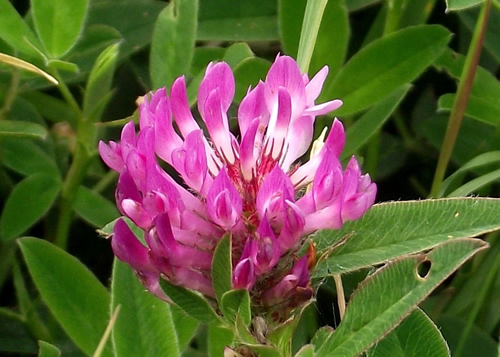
99,55,376,315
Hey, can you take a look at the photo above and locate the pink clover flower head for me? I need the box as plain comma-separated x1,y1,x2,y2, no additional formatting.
99,55,376,315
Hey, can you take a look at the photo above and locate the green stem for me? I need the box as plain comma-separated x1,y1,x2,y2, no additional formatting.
384,0,405,35
429,0,492,197
51,68,94,249
455,234,500,357
0,69,20,120
364,0,404,178
296,0,328,73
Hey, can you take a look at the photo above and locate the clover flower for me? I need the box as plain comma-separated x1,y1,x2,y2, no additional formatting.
99,55,376,316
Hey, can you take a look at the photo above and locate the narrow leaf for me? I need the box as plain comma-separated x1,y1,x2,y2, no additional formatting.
38,341,61,357
0,53,57,85
342,84,410,159
312,198,500,277
0,139,59,177
159,279,222,325
316,239,487,357
31,0,89,58
0,120,48,140
83,43,120,122
324,25,451,115
150,0,198,89
446,0,485,11
294,345,315,357
0,174,61,240
440,151,500,196
212,234,232,305
0,0,42,57
448,169,500,197
367,309,450,357
208,326,235,357
18,238,112,357
220,289,251,326
111,259,180,357
438,93,500,126
73,186,119,228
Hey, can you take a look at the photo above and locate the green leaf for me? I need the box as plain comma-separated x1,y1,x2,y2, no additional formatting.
0,53,57,85
73,186,119,228
278,0,305,57
83,43,120,122
0,174,61,240
438,93,500,126
150,0,198,89
446,0,485,11
324,25,451,115
18,238,112,357
22,91,77,125
31,0,89,58
309,0,350,78
233,57,272,103
38,341,61,357
367,309,450,357
312,198,500,277
294,345,315,357
459,6,500,63
212,234,232,305
159,279,222,325
434,48,500,105
438,314,498,356
341,84,410,160
86,1,166,59
220,289,251,326
0,120,48,140
440,151,500,197
0,139,59,177
0,0,42,57
315,239,487,357
111,259,180,357
208,326,235,357
0,308,37,354
447,169,500,197
170,305,200,352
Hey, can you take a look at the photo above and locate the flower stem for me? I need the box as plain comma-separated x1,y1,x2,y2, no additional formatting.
429,0,492,197
296,0,328,73
51,68,93,249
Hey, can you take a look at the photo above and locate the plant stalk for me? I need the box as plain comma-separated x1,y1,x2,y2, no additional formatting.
430,0,492,197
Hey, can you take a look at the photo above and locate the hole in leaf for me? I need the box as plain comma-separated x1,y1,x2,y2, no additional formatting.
416,259,432,279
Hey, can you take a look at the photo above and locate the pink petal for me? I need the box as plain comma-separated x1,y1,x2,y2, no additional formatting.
206,169,242,230
112,218,155,272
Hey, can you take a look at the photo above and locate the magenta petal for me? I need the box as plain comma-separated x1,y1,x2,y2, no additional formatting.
112,219,155,272
251,217,280,274
233,257,256,290
99,141,124,172
281,115,314,169
266,87,291,159
278,201,305,252
256,166,295,222
206,169,242,229
148,214,213,271
198,62,235,115
312,148,343,209
171,130,210,193
153,97,183,165
170,76,201,138
305,66,329,103
239,118,260,180
238,81,268,137
265,55,306,116
202,89,235,163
